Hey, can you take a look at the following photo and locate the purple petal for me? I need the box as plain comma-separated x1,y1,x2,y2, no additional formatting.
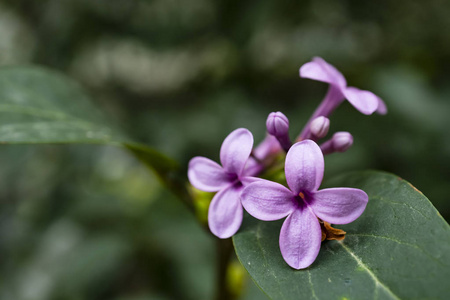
285,140,324,194
252,135,281,161
279,207,322,269
332,131,353,153
208,184,244,239
343,87,379,115
241,181,295,221
241,158,263,177
310,188,368,224
266,111,290,136
220,128,253,176
299,57,347,89
240,176,264,186
376,96,388,115
188,157,230,192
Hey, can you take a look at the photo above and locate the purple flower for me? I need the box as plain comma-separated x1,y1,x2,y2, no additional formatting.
188,128,258,239
300,57,386,115
241,140,368,269
298,57,386,140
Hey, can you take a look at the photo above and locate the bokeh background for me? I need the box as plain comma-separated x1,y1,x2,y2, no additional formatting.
1,0,449,299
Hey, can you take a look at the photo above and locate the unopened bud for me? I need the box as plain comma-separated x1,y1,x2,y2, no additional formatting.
310,116,330,139
266,111,291,152
332,132,353,152
266,111,289,137
320,131,353,155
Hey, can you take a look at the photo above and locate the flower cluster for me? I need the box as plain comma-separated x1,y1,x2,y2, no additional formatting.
188,57,385,269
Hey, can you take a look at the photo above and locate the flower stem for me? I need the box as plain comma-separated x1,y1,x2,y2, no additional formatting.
215,238,236,300
276,134,292,152
297,85,344,141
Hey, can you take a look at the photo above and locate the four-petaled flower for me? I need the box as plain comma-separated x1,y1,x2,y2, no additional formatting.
188,128,258,239
300,57,387,116
241,140,368,269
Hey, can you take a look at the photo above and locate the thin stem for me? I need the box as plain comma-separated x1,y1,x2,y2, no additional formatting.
276,134,292,152
319,139,334,155
215,238,235,300
126,143,196,214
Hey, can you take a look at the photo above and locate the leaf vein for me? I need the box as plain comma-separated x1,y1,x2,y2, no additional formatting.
307,270,319,300
350,233,448,266
338,241,401,300
255,223,286,300
372,195,430,220
0,104,110,133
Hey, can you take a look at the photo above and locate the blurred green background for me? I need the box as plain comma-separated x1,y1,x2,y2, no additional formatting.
0,0,449,299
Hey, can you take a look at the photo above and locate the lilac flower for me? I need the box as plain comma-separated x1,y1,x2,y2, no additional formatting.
298,57,386,139
188,128,258,239
300,57,386,115
241,140,368,269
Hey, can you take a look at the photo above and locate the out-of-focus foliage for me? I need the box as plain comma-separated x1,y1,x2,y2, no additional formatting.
0,0,449,299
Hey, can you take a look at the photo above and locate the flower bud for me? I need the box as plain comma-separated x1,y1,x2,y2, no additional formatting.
266,111,291,152
320,131,353,154
266,112,289,137
332,132,353,152
310,116,330,139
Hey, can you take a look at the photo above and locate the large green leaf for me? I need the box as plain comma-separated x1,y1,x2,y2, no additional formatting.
233,171,450,299
0,66,191,208
0,66,124,144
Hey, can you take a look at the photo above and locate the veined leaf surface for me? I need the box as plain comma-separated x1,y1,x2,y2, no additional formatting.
233,171,450,299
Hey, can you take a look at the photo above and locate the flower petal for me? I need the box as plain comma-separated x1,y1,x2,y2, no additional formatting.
285,140,324,194
242,157,263,177
279,207,322,269
299,57,347,89
253,135,282,160
343,87,379,115
188,157,230,192
240,176,264,186
241,181,295,221
208,184,243,239
220,128,253,176
310,188,368,224
376,96,388,115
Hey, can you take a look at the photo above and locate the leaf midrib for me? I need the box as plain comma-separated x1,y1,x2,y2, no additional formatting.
0,103,101,127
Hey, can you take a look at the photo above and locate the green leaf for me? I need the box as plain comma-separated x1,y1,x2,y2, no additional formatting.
233,171,450,299
0,66,191,209
0,66,123,144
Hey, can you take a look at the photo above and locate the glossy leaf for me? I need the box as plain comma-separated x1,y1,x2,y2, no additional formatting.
233,171,450,299
0,66,190,208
